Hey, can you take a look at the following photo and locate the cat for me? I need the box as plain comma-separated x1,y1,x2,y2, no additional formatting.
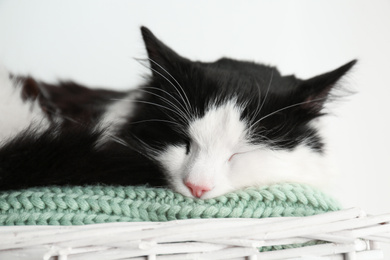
0,27,356,199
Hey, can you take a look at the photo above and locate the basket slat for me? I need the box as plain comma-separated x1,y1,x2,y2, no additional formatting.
0,208,389,260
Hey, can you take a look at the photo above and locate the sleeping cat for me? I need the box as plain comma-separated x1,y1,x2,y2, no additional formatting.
0,27,356,199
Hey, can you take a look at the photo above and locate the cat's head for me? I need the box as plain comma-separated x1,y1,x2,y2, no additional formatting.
129,27,356,199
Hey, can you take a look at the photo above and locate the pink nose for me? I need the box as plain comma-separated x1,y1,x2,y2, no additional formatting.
185,181,211,198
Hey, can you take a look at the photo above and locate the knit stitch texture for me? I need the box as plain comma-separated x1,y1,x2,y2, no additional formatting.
0,183,340,225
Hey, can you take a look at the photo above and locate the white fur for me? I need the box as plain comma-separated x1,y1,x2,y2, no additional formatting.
158,100,331,199
0,67,49,144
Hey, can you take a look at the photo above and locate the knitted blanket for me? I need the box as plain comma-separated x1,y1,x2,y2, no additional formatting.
0,183,340,225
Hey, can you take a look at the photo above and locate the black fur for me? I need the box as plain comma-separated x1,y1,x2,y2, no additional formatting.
0,26,356,191
127,27,356,153
0,126,166,191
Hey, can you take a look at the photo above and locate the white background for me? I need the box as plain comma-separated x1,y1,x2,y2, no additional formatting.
0,0,390,251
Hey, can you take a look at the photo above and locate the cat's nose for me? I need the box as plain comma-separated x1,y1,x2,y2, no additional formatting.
184,181,211,198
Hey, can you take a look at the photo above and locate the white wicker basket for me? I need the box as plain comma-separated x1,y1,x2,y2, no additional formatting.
1,208,389,260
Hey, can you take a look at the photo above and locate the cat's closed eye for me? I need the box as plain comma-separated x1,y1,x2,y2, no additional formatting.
185,140,191,155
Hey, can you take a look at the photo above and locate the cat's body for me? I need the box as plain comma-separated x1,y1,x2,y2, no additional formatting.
0,27,356,198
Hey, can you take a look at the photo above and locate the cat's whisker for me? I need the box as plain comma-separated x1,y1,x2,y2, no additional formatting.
103,133,131,148
146,58,193,116
256,70,273,118
248,82,262,125
250,131,279,147
249,97,327,130
130,133,160,159
135,58,193,119
141,86,191,120
110,98,189,124
134,89,191,123
250,70,274,126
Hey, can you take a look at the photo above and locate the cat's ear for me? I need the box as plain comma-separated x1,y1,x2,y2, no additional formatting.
140,26,187,77
299,59,357,111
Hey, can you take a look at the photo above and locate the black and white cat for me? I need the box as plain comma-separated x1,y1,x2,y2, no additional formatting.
0,27,356,199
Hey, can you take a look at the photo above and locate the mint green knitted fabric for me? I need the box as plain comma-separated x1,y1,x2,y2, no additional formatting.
0,183,340,226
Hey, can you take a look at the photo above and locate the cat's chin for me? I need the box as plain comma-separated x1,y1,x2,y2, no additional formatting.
199,187,236,199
